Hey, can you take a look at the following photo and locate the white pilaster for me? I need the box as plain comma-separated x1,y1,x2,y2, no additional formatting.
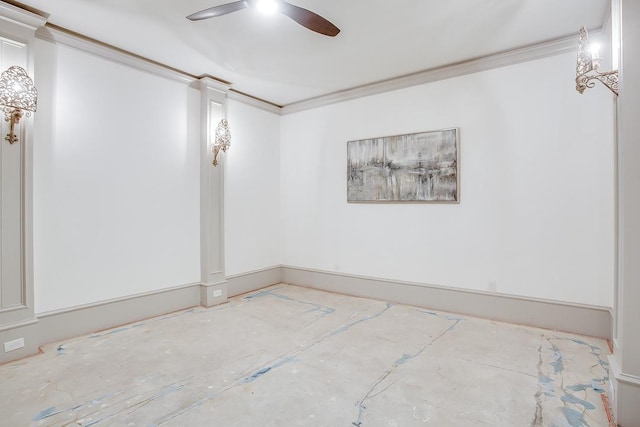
608,0,640,424
0,1,46,364
199,77,231,307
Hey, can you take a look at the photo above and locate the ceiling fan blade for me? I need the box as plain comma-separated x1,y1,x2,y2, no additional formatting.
279,1,340,37
187,1,249,21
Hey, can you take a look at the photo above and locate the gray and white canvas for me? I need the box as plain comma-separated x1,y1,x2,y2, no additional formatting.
347,128,458,202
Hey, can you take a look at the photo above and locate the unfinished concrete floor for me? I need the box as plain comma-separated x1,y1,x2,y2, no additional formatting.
1,284,611,426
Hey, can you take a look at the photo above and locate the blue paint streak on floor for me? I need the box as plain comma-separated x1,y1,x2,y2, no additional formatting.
238,357,298,385
591,380,605,393
32,393,116,422
544,338,609,427
563,337,610,387
153,358,298,424
538,374,555,397
327,303,393,340
393,318,461,367
550,343,564,374
149,302,393,425
552,338,609,398
154,303,395,425
355,315,461,426
156,383,184,398
33,406,60,421
560,407,589,426
566,383,596,393
418,310,464,322
244,288,335,316
561,394,596,410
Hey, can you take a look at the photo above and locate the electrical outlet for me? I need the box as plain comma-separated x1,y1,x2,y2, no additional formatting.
4,337,25,353
213,289,222,298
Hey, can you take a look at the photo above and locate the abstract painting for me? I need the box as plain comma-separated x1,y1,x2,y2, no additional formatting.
347,128,458,203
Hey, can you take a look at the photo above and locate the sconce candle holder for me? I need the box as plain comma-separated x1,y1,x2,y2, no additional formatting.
212,118,231,166
0,66,38,144
575,26,619,96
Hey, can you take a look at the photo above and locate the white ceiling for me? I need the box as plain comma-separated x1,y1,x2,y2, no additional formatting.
11,0,609,106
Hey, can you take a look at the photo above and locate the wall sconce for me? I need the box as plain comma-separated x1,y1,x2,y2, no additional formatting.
0,66,38,144
575,26,619,96
211,118,231,166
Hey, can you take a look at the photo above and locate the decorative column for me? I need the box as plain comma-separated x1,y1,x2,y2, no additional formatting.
608,0,640,424
199,77,231,307
0,1,47,363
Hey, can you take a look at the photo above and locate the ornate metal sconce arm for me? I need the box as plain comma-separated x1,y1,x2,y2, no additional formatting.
212,144,227,166
576,70,619,95
211,118,231,166
3,107,24,144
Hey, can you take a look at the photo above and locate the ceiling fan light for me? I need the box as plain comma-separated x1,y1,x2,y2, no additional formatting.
256,0,278,15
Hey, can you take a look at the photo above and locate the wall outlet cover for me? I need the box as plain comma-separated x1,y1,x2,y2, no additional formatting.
4,337,25,352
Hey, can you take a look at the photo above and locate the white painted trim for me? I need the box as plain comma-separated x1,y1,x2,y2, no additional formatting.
0,2,43,365
32,24,279,114
4,265,612,362
35,25,196,85
201,76,232,94
199,78,228,293
227,266,282,297
37,282,202,345
281,266,612,339
36,282,200,317
0,1,47,30
200,281,228,307
0,317,39,364
281,33,587,115
0,317,38,333
601,6,612,36
27,19,604,117
608,353,640,425
228,90,281,115
226,265,282,280
609,355,640,387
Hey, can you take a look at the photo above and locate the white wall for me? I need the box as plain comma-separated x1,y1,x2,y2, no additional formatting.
33,40,201,313
224,99,281,276
29,38,614,312
281,52,615,307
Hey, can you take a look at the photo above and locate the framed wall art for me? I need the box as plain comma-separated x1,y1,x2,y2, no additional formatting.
347,128,459,203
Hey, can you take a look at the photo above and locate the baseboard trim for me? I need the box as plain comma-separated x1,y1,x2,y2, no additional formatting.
609,356,640,387
608,354,640,426
281,266,612,339
17,266,611,362
37,282,201,345
227,266,283,297
0,318,40,364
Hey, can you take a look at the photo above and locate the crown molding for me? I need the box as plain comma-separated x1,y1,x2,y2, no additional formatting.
35,24,197,85
31,19,595,117
33,23,280,114
0,1,48,30
199,76,232,95
281,33,586,115
228,90,282,115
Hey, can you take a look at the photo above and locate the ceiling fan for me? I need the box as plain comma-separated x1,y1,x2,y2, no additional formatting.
187,0,341,37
